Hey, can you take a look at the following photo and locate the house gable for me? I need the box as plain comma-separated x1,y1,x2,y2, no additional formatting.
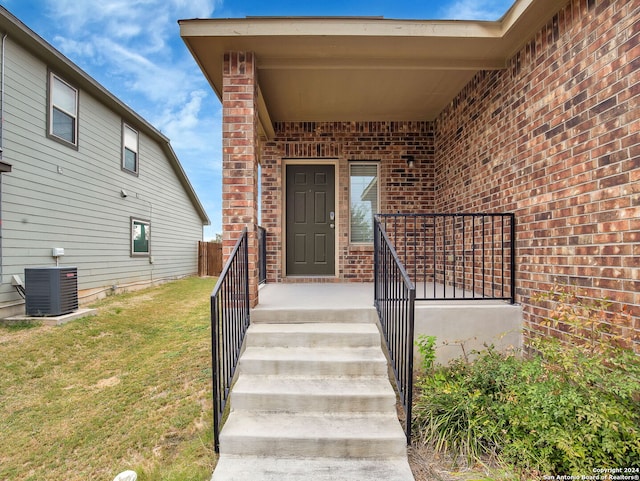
0,7,210,315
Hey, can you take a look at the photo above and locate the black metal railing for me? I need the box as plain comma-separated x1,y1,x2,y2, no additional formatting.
210,228,250,453
377,213,516,303
258,225,267,285
374,217,416,445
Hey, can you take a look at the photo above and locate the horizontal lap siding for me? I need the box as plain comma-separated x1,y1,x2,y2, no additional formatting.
0,38,202,306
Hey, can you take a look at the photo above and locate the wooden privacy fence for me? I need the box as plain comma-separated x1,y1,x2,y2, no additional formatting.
198,241,222,277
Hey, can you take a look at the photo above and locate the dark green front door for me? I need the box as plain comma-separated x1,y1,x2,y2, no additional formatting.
286,164,335,276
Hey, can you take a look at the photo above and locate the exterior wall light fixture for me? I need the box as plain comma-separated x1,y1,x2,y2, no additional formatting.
402,155,415,169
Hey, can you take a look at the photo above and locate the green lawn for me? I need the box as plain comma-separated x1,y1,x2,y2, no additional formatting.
0,277,217,481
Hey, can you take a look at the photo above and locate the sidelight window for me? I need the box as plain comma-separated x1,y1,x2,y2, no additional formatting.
349,163,379,244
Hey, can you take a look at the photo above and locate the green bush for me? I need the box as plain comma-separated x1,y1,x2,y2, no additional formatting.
415,334,437,373
413,285,640,476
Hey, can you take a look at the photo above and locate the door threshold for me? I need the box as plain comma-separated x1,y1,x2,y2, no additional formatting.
283,276,339,283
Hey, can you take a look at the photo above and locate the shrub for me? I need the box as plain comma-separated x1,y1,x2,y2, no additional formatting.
413,285,640,476
415,334,437,373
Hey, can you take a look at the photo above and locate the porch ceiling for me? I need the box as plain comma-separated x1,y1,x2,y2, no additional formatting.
179,0,562,137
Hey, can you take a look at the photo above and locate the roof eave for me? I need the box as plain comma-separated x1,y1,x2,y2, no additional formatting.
0,6,210,226
180,0,566,124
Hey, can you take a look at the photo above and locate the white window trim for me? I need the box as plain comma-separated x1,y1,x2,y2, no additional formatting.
48,72,79,148
122,123,139,175
349,162,380,245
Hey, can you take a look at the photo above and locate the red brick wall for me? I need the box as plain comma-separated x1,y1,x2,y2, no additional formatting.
260,121,435,282
222,52,260,306
434,0,639,345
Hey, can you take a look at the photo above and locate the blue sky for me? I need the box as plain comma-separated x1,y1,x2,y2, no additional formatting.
0,0,514,240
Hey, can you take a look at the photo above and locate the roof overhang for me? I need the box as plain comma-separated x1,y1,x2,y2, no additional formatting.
180,0,564,138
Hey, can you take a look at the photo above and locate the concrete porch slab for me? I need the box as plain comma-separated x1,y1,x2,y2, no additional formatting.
256,281,512,308
254,282,523,365
257,282,375,310
252,283,377,323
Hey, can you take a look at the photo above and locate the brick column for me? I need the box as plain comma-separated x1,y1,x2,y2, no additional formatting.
222,52,259,307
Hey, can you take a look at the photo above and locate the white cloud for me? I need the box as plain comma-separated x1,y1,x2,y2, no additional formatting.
170,0,219,18
440,0,513,20
154,90,219,153
44,0,216,55
45,0,217,105
41,0,221,233
159,90,206,133
90,37,191,102
51,36,96,59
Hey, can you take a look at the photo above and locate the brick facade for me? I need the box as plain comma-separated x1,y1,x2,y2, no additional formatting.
224,0,638,345
222,52,259,306
433,0,639,345
260,121,435,282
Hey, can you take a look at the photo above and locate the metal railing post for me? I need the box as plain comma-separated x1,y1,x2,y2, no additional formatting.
210,228,250,453
210,291,220,452
510,213,516,304
373,216,416,445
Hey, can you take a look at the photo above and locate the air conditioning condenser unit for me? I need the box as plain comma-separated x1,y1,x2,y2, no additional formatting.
25,266,78,316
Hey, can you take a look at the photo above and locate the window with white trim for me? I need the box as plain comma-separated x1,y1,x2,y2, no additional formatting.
48,72,78,147
123,123,139,174
349,163,379,244
131,218,150,256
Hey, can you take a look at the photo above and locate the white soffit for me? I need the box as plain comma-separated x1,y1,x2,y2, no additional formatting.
180,0,564,128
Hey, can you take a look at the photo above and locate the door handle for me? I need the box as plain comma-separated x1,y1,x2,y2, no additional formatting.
330,224,335,229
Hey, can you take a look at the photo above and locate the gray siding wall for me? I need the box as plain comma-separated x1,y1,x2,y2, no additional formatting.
0,38,204,309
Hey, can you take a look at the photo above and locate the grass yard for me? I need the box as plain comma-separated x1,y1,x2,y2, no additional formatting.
0,277,217,481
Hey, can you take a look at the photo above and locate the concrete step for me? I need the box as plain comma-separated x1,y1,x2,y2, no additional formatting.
245,322,381,349
211,317,413,481
238,346,389,377
219,411,408,458
231,375,396,413
251,307,378,324
212,455,415,481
